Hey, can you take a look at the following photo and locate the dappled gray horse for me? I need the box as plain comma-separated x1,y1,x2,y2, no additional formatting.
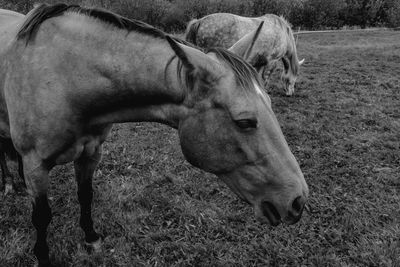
0,9,25,194
1,4,308,266
185,13,304,95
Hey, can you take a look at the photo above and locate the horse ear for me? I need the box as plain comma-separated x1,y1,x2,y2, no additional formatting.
166,35,221,77
228,21,264,60
299,58,305,65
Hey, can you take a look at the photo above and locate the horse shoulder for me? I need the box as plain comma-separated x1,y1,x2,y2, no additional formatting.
52,124,112,165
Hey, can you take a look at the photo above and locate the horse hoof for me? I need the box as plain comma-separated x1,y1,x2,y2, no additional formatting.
85,237,102,253
34,259,52,267
4,183,14,195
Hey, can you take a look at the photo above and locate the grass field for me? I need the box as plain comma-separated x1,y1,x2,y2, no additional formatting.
1,30,399,266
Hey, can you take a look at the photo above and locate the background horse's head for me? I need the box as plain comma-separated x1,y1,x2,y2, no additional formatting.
226,20,306,96
167,37,309,225
281,20,305,96
281,57,304,96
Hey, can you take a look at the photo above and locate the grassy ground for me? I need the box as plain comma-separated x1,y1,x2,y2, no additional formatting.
0,30,399,266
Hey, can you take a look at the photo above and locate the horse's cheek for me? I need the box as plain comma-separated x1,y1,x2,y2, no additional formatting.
178,116,242,174
178,117,219,172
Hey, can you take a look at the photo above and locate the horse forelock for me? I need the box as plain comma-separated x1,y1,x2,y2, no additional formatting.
207,48,262,93
173,47,261,96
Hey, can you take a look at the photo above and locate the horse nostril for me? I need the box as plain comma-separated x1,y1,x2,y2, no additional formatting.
291,196,305,215
284,196,306,225
261,201,281,226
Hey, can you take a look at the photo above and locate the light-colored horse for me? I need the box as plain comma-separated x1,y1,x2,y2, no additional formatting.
1,4,308,266
0,9,25,194
185,13,305,95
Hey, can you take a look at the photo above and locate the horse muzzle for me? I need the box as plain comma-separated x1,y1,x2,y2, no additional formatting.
255,195,307,226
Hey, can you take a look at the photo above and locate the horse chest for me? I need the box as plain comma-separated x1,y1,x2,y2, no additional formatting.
54,135,101,165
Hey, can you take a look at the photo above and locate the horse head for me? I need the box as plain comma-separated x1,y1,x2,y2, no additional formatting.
166,37,309,225
281,56,305,96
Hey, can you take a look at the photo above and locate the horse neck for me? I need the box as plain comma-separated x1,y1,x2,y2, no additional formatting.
55,15,188,128
90,46,187,127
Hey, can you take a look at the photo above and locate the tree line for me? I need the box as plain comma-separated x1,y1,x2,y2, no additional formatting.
2,0,399,31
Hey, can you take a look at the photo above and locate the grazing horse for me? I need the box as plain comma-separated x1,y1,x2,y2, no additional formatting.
0,9,25,194
185,13,305,95
1,4,308,266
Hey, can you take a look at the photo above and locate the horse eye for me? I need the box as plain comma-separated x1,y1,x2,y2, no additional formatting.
235,119,258,129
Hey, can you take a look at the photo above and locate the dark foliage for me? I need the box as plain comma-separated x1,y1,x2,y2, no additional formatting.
1,0,400,31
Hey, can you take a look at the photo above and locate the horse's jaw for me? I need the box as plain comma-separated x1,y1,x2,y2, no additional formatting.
217,166,308,226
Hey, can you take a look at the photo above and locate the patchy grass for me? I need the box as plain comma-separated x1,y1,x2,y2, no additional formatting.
1,30,400,266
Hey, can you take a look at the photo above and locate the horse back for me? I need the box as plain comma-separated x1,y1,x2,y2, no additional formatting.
0,9,25,73
0,9,24,51
188,13,262,49
0,9,24,19
0,9,24,34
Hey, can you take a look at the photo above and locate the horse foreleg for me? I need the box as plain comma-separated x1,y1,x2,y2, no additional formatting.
0,150,14,195
17,153,26,188
74,145,102,252
23,153,52,267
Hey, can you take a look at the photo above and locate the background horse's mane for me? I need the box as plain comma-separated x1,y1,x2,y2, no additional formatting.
267,14,300,75
185,18,201,45
278,15,295,43
280,16,301,76
263,14,292,35
278,15,292,28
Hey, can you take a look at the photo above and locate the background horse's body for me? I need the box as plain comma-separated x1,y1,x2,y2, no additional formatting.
0,9,23,67
185,13,304,95
1,4,307,266
0,9,25,193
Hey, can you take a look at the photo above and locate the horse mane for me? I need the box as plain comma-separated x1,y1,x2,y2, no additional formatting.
278,15,292,28
17,3,170,44
185,19,201,45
